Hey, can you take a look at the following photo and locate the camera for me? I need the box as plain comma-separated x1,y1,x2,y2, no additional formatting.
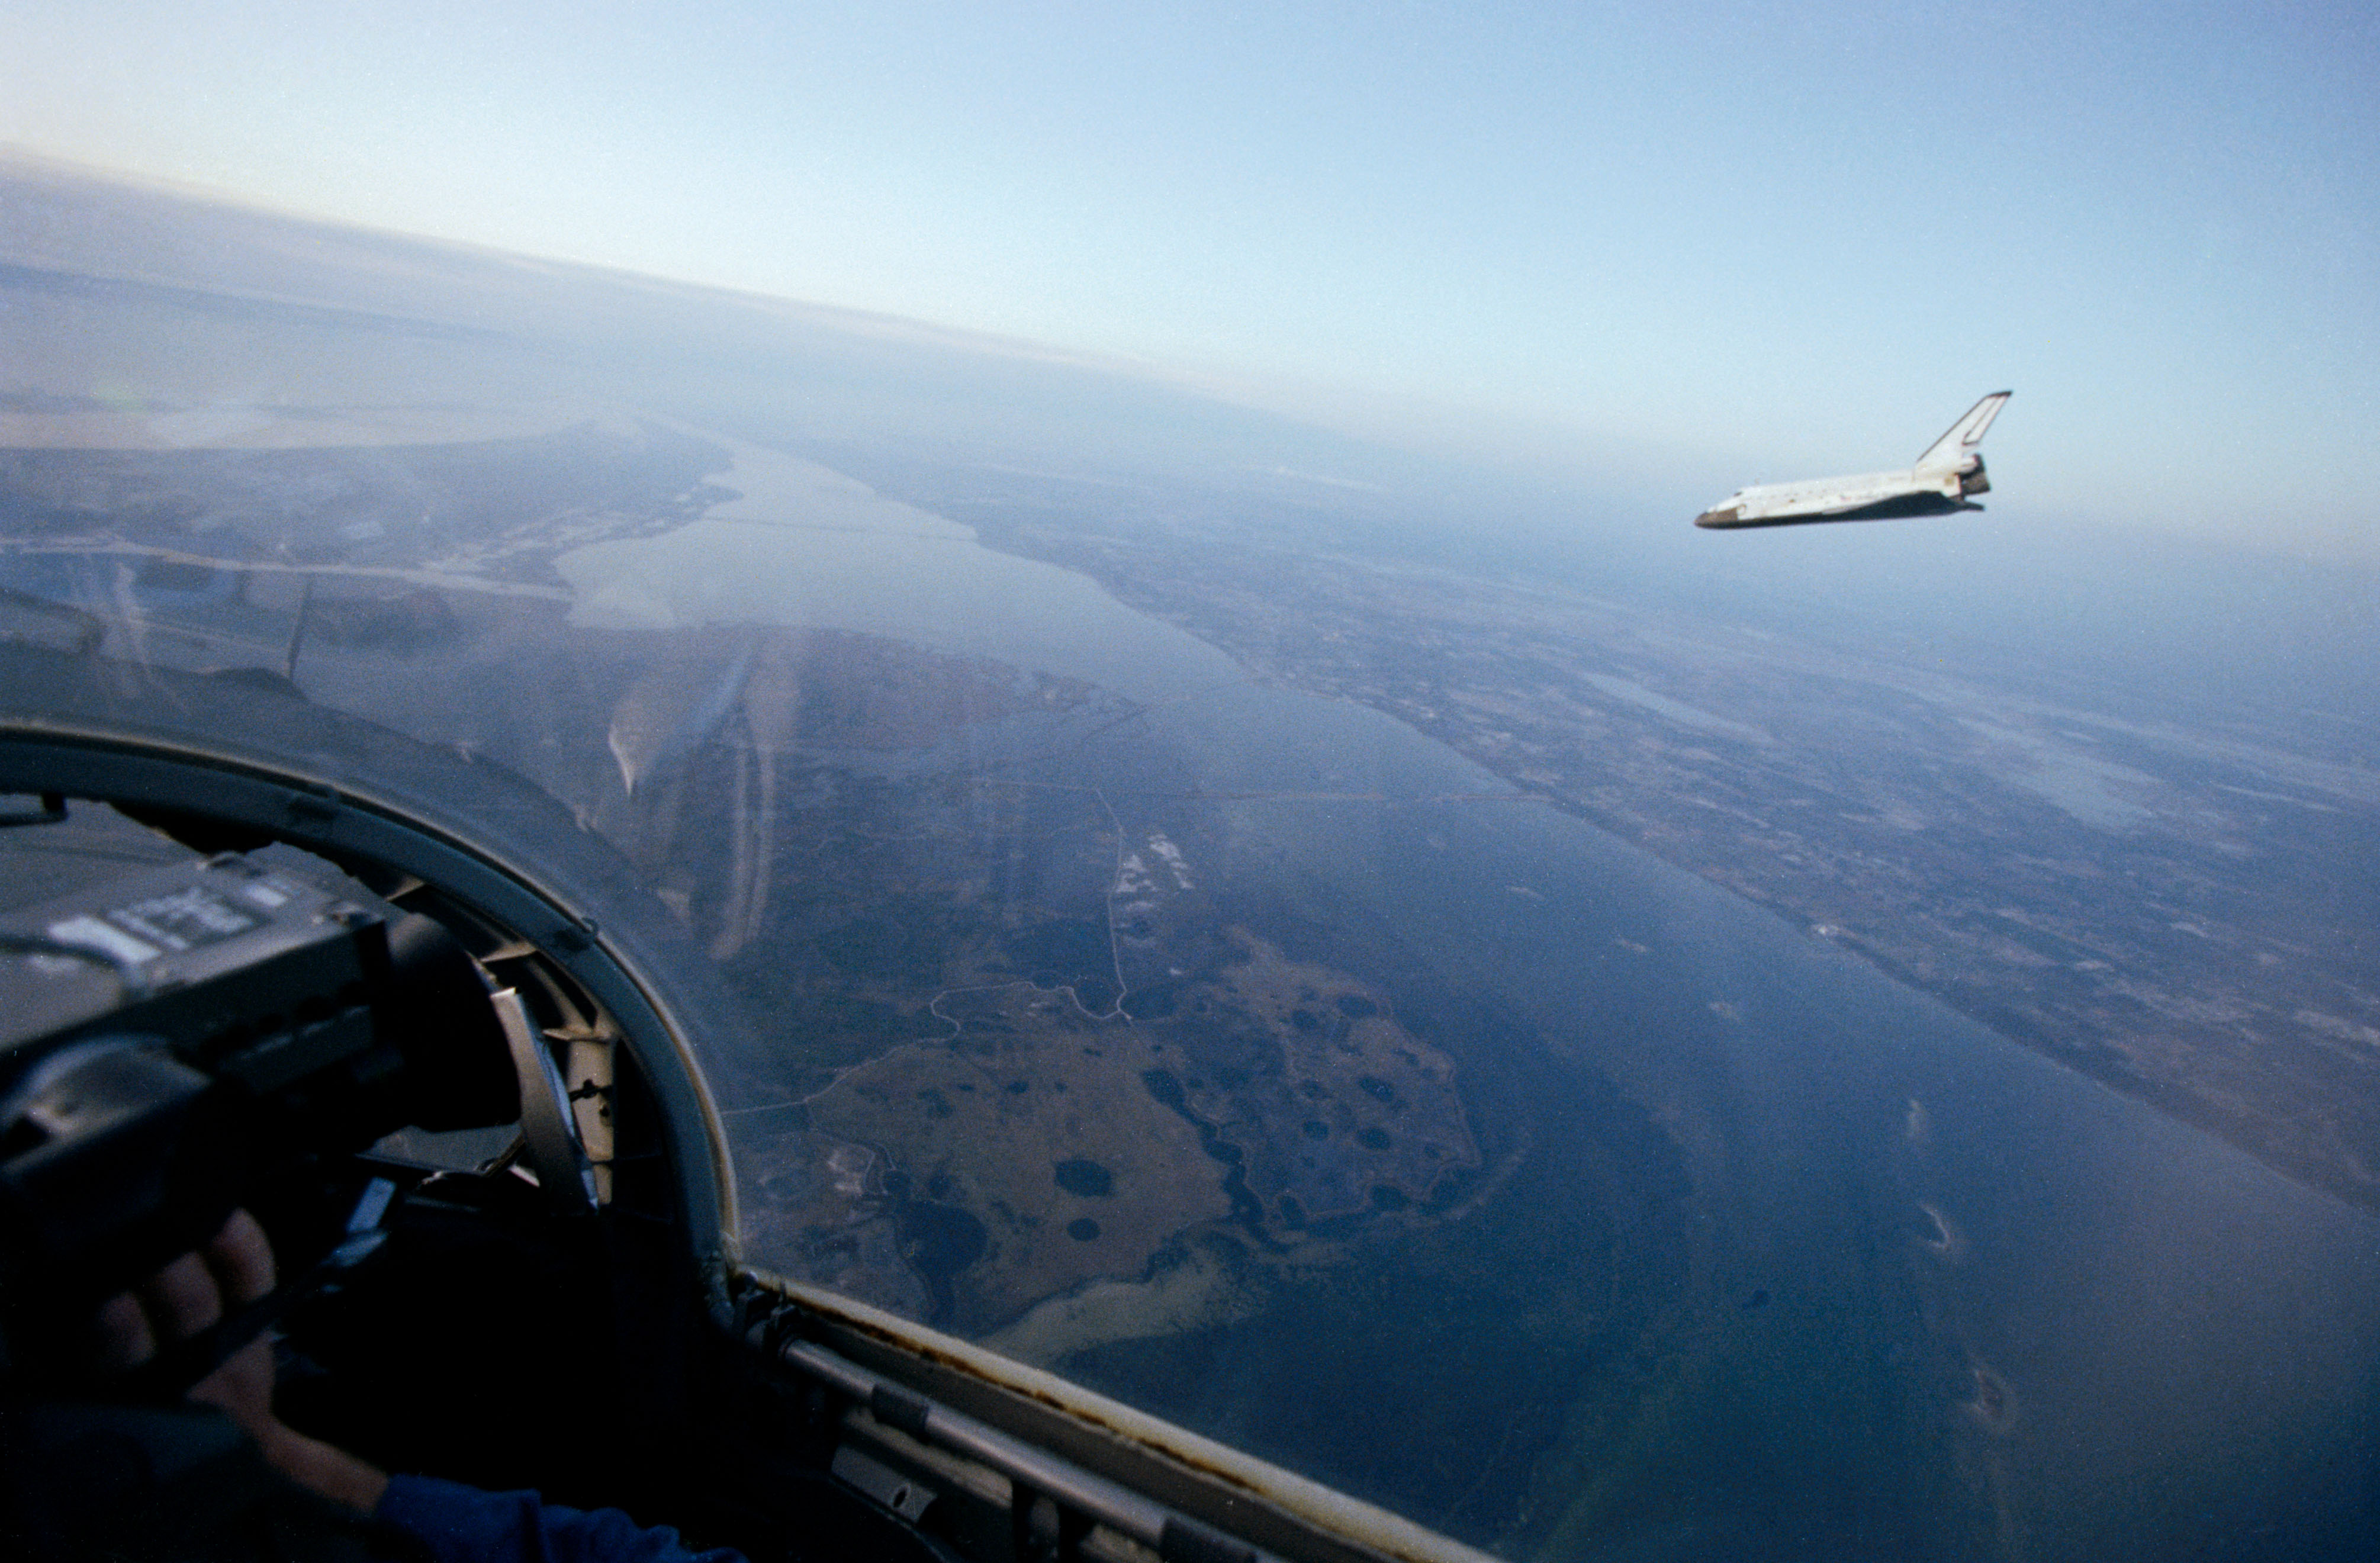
0,845,521,1377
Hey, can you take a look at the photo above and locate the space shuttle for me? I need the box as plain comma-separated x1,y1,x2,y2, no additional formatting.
1694,392,2011,529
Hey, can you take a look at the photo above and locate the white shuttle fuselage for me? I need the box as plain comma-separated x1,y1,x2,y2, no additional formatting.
1695,392,2011,529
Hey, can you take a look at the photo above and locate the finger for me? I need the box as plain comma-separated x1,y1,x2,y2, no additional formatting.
203,1208,276,1308
94,1290,157,1372
137,1250,224,1342
188,1336,278,1439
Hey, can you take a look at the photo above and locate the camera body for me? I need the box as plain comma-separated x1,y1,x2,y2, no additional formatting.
0,846,517,1368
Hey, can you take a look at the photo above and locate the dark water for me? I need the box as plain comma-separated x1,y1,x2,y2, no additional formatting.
1017,679,2380,1559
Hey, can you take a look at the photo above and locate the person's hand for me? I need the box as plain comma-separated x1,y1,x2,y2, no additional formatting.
95,1210,391,1516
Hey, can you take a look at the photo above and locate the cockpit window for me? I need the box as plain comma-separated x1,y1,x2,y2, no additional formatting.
5,12,2379,1555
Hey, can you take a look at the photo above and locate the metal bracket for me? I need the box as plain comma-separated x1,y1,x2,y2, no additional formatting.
832,1443,938,1524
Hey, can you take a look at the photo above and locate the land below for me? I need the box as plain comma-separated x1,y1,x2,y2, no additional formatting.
791,451,2380,1220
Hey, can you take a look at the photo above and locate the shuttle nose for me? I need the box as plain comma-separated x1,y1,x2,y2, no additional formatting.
1694,505,1744,529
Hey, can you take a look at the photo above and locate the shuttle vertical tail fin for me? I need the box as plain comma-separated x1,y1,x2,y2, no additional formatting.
1913,391,2011,471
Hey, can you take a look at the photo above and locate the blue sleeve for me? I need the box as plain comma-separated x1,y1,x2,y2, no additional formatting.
374,1474,748,1563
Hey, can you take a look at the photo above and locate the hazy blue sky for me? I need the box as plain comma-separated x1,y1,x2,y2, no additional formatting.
4,2,2376,558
